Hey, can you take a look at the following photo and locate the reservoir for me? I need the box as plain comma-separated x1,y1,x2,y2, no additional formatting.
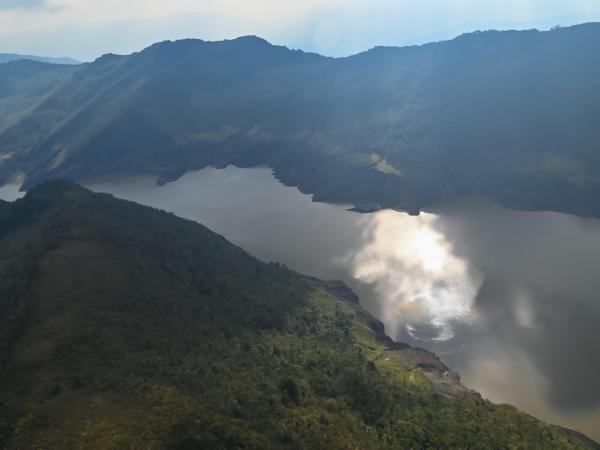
17,166,600,440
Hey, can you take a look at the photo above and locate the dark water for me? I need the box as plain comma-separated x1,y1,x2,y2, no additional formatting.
73,166,600,440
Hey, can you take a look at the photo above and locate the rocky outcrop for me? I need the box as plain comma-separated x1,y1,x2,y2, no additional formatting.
320,278,476,399
386,346,478,399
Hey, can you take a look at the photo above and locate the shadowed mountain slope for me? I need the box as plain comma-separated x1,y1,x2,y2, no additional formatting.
2,24,600,216
0,181,597,449
0,60,79,134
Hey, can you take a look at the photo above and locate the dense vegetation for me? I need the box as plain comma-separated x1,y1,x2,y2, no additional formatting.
0,180,597,449
2,24,600,216
0,60,77,133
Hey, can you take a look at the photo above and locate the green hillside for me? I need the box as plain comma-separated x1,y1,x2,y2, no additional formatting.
0,181,596,449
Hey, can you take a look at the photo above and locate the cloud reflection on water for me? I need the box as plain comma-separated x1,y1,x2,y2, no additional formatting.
85,166,600,441
346,209,481,341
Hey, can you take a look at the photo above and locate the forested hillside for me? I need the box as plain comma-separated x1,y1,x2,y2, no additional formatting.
1,24,600,216
0,60,78,133
0,181,597,449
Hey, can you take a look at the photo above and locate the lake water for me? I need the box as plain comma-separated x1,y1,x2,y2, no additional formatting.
5,166,600,440
0,182,24,202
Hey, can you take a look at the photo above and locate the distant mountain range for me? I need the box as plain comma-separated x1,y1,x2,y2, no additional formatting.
0,180,597,449
1,23,600,217
0,53,80,65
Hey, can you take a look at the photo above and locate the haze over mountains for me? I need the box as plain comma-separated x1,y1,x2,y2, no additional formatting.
1,23,600,217
0,54,80,65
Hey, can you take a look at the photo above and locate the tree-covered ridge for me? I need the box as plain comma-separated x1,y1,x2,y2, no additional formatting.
0,181,597,449
2,24,600,217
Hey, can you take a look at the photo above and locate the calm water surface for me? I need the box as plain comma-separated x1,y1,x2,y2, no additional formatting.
31,167,600,440
0,183,24,202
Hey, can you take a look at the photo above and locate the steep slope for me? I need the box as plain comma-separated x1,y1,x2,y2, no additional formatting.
2,24,600,216
0,60,79,133
0,181,597,449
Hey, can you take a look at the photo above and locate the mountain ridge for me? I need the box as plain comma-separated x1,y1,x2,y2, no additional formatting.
2,23,600,218
0,54,80,65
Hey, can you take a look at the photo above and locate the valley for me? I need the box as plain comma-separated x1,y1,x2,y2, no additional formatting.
2,14,600,447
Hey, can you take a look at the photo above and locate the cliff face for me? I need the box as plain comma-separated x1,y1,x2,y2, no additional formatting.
0,180,596,449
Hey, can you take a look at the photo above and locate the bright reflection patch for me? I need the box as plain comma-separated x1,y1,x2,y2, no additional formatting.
345,210,481,341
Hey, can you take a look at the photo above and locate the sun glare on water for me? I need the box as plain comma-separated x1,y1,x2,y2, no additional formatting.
347,209,480,341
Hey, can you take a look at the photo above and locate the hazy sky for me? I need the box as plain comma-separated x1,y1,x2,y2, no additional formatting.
1,0,599,60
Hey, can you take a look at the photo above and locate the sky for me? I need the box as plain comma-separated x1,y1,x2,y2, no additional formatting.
0,0,600,61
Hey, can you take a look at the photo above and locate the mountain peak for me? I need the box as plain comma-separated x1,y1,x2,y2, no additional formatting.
231,35,272,45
